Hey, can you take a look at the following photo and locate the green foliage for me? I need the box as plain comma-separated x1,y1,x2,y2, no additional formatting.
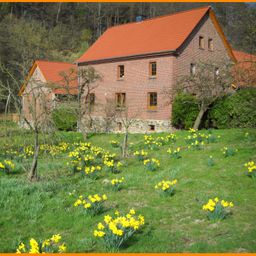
172,93,199,129
207,88,256,129
52,105,77,131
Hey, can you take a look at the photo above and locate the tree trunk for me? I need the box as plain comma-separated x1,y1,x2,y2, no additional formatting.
122,130,128,158
193,104,207,130
29,130,39,181
56,3,62,24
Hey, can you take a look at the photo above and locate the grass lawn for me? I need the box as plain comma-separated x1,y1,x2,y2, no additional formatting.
0,122,256,252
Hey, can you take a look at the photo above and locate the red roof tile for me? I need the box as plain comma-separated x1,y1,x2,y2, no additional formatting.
232,50,256,63
36,60,78,95
232,50,256,87
19,60,78,96
77,6,211,63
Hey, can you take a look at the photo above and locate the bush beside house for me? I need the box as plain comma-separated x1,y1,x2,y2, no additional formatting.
172,88,256,129
52,105,78,131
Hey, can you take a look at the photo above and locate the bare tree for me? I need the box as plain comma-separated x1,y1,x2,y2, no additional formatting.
174,59,234,130
116,106,140,158
77,66,101,138
101,97,118,133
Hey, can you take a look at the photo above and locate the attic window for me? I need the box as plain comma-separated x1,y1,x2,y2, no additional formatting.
149,62,157,77
199,36,205,49
118,65,124,79
208,38,213,51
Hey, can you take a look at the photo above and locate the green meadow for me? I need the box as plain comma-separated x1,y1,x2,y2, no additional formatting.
0,122,256,252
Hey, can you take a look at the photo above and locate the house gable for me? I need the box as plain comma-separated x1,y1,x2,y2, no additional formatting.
19,60,78,96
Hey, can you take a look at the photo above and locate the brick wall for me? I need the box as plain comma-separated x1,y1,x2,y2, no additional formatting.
80,55,175,122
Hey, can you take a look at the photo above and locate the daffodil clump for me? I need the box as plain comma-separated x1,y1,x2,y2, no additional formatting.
190,140,204,150
67,142,94,172
133,150,148,161
244,161,256,177
111,177,125,191
93,209,145,251
144,135,162,150
74,194,107,216
221,147,236,157
84,165,102,179
0,159,15,174
155,179,177,196
110,140,120,148
165,133,177,143
16,234,66,253
143,158,160,171
185,129,218,145
202,198,234,221
67,142,110,174
40,142,69,156
104,159,122,174
167,147,181,159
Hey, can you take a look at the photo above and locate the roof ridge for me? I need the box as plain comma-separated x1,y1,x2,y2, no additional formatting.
36,60,75,65
107,5,211,31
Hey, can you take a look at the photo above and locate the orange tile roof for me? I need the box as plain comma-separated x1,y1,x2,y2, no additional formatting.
77,6,212,63
232,50,256,63
232,49,256,88
36,60,78,94
19,60,78,96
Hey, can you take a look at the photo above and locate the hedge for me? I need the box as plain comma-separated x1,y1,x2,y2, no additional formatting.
207,88,256,129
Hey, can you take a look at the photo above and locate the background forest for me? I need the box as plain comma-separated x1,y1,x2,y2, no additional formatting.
0,2,256,112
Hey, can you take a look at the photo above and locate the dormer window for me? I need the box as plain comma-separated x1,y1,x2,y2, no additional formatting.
118,65,124,79
199,36,205,49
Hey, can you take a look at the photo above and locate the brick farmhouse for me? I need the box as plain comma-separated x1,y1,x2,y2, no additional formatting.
20,6,254,132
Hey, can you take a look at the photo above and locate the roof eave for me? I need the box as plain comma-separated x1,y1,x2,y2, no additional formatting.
77,50,176,66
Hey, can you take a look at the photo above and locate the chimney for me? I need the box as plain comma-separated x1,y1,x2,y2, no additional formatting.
136,16,143,22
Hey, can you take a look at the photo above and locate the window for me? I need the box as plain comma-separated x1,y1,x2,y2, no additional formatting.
147,92,157,110
199,36,205,49
190,63,196,76
149,62,157,77
115,93,126,108
118,65,124,79
208,38,213,51
149,124,155,131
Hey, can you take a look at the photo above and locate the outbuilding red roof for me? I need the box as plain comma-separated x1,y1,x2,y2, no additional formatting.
232,49,256,87
77,6,215,64
19,60,77,96
232,50,256,64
